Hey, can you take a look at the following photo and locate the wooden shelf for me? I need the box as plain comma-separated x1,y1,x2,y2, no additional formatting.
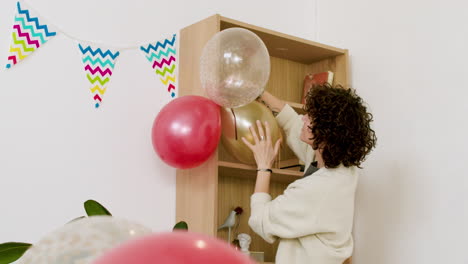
177,13,351,263
218,161,303,183
220,16,345,64
277,158,302,169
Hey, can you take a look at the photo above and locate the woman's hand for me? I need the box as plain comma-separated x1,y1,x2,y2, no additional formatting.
242,120,282,169
257,91,286,113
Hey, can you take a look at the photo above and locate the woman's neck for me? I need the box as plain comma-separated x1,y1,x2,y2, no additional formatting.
315,149,325,168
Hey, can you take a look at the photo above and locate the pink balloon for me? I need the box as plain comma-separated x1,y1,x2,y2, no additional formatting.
152,96,221,169
92,232,255,264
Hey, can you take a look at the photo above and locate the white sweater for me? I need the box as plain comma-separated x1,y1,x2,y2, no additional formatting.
248,105,358,264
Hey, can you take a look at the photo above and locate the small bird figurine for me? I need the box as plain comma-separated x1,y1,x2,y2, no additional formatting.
218,210,237,230
218,207,243,242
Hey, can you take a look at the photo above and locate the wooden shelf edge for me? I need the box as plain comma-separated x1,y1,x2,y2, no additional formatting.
218,161,303,178
181,14,220,31
284,101,306,115
285,101,303,110
219,16,346,54
278,158,302,169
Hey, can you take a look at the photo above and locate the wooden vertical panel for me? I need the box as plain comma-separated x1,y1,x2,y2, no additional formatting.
176,152,219,235
334,49,350,88
176,15,221,236
178,14,220,97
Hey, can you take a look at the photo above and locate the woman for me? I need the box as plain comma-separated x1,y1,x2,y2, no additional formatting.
242,83,377,264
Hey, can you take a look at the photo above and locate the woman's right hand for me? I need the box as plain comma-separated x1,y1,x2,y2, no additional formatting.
242,120,282,169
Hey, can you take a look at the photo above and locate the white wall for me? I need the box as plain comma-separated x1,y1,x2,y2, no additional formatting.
317,0,468,263
3,1,464,263
0,0,317,244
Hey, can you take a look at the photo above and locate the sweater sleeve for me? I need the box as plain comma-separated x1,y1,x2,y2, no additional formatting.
248,176,332,244
275,104,315,165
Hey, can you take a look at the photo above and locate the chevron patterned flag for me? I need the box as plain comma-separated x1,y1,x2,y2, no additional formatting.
140,34,177,98
6,1,57,69
78,44,120,109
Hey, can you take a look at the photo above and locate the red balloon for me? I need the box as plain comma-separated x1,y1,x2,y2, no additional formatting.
152,96,221,169
92,232,255,264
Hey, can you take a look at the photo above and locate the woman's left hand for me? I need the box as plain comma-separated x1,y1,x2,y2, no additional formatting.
242,120,282,169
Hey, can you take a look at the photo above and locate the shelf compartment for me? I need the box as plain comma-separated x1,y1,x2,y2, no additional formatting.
220,16,345,64
218,161,303,184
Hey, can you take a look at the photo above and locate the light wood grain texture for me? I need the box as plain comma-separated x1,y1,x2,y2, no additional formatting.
176,14,220,235
220,16,345,64
217,174,288,262
176,151,219,236
334,50,350,88
178,14,220,96
266,56,308,107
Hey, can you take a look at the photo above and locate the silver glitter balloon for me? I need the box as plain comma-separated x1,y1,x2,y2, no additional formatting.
200,28,270,108
18,216,151,264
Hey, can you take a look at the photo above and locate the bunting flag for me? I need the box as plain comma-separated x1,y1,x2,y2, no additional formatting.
6,1,57,69
78,44,120,109
3,1,179,108
140,35,177,98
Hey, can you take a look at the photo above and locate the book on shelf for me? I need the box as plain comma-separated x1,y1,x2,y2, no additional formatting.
302,71,334,104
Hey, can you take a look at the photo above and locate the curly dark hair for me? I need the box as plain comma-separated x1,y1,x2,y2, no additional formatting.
304,83,377,168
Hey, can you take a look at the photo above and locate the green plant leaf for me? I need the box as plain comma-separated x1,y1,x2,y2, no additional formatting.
67,216,86,224
173,221,188,231
84,200,112,216
0,242,32,264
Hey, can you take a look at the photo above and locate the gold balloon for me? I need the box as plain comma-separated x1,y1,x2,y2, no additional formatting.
220,101,282,165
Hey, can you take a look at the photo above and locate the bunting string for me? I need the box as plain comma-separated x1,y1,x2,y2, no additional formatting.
4,0,178,108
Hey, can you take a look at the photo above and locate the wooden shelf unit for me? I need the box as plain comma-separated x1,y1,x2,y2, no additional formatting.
177,14,349,263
